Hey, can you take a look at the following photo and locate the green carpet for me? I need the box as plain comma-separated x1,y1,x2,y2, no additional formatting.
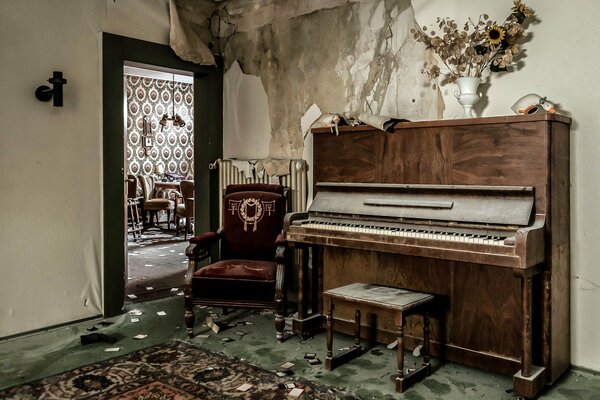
1,296,600,399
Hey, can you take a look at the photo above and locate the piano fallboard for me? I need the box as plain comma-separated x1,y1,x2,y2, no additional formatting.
310,182,535,226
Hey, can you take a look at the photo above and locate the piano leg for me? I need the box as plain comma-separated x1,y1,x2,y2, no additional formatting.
292,245,323,336
513,273,547,398
312,246,323,321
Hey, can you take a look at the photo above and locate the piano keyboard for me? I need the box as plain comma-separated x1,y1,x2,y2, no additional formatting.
298,220,511,246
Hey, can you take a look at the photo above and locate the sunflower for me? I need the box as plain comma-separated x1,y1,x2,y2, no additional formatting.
485,25,506,46
512,0,534,17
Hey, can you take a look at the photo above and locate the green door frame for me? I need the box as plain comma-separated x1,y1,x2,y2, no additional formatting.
102,33,223,316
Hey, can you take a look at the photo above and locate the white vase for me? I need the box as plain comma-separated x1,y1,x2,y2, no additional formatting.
454,77,482,118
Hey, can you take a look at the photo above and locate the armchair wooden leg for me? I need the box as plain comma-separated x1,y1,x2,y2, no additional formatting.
184,290,195,338
275,296,285,343
175,215,180,237
185,216,191,240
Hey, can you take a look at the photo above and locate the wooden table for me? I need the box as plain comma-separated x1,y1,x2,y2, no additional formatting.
155,181,181,190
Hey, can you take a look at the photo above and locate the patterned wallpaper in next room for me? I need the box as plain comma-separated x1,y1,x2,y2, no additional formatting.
125,75,194,177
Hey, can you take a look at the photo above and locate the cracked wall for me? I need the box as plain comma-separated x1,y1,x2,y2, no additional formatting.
173,0,600,373
214,0,443,158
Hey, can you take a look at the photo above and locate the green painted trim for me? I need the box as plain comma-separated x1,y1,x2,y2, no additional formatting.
0,315,103,342
102,33,222,317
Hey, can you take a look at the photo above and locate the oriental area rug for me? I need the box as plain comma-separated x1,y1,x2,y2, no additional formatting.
0,341,358,399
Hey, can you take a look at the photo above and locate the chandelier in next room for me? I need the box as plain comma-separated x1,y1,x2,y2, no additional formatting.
158,74,186,131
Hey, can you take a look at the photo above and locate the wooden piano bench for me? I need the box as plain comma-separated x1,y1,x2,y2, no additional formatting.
323,283,435,393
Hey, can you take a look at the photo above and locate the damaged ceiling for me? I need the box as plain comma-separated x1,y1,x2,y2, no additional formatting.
171,0,443,158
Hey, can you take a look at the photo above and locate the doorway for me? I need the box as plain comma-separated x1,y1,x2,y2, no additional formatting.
102,33,223,317
124,65,194,301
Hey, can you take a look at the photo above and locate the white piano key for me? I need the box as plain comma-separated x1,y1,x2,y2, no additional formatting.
297,219,509,246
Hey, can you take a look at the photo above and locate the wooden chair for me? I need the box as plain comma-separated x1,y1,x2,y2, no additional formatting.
184,183,289,342
137,175,175,229
175,180,194,239
126,174,143,239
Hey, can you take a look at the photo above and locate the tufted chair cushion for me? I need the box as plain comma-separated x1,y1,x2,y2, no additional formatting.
193,259,277,303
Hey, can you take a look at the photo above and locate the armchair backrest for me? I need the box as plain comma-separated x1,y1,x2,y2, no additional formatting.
221,184,285,261
180,180,195,205
127,174,138,199
137,175,155,201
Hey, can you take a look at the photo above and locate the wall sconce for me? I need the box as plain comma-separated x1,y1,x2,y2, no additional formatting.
35,71,67,107
158,74,186,131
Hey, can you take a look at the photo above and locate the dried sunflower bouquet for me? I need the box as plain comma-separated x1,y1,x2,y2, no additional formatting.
412,0,535,82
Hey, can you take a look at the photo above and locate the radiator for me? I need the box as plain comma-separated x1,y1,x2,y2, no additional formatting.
212,159,308,223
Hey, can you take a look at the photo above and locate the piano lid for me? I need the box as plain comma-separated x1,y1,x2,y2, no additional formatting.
309,182,535,226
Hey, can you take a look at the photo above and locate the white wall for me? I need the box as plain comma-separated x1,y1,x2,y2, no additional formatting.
0,0,170,338
413,0,600,371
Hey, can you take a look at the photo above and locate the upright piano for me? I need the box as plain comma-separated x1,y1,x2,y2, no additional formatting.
284,114,571,398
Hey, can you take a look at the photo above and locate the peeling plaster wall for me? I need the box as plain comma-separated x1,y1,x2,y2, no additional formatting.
178,0,600,372
0,0,170,338
218,0,442,159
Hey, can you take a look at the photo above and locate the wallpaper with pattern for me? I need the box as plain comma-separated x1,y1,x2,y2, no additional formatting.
126,75,194,177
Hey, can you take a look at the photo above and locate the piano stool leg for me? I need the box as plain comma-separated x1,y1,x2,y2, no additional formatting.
396,313,405,380
324,299,363,371
423,310,431,371
325,298,334,370
395,311,430,393
354,309,362,349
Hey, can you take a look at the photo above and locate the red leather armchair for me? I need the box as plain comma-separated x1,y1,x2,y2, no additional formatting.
184,184,288,342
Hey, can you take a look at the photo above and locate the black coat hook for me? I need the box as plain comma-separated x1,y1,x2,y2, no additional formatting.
35,71,67,107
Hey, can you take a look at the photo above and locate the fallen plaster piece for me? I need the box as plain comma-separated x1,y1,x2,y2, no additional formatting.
300,104,322,139
301,104,321,207
168,0,215,66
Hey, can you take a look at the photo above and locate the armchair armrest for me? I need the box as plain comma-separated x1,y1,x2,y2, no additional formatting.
189,231,220,248
185,230,221,286
186,231,221,264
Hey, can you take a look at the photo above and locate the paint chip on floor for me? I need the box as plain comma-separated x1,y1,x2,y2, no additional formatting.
104,347,120,352
157,311,167,316
279,361,295,370
237,383,253,391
